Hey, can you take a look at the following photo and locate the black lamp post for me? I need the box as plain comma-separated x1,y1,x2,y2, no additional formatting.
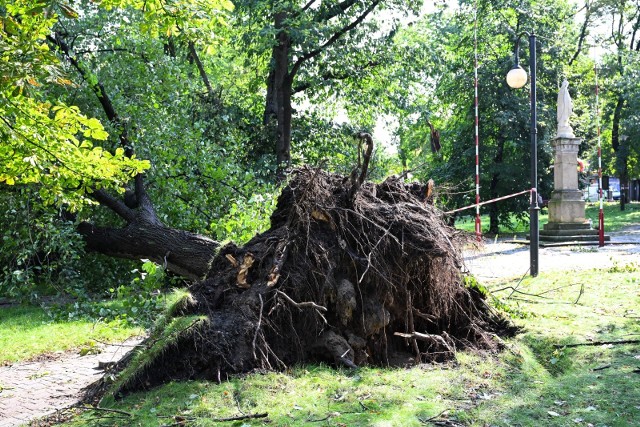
506,31,539,277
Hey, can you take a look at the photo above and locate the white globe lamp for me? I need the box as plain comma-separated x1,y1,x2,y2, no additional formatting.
506,66,527,89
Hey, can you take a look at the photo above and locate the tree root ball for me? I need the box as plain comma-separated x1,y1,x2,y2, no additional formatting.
116,167,514,394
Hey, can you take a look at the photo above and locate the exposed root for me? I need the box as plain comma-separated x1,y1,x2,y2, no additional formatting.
110,166,515,395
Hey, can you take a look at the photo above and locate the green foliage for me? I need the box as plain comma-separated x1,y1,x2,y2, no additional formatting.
0,304,142,364
0,1,150,209
0,188,87,301
607,261,638,273
211,191,278,244
77,260,176,326
463,274,489,297
412,0,574,232
106,314,208,400
521,335,575,376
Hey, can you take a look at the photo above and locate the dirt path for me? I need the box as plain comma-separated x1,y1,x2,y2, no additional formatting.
463,226,640,283
0,337,142,427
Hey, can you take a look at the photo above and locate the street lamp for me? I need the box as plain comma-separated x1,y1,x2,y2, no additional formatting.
506,31,539,277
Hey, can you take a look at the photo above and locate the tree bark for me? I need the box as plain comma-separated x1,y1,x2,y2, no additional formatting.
264,12,293,173
488,138,505,234
263,2,382,175
612,95,626,210
78,221,218,281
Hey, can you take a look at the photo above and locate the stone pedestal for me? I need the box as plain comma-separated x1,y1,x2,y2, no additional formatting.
541,137,609,243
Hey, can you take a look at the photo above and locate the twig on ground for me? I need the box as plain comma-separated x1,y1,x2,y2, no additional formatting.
418,408,450,423
574,283,585,304
507,268,530,298
209,413,268,422
491,287,551,299
74,405,132,417
509,297,576,305
593,364,611,371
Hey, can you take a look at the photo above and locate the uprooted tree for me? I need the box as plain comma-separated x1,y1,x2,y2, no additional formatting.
93,142,513,396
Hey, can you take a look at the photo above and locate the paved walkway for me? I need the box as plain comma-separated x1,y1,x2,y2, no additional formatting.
0,337,143,427
463,226,640,283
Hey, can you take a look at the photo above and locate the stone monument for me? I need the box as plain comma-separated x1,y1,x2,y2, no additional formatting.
540,79,609,243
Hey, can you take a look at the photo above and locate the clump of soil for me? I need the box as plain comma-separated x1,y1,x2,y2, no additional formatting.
114,164,512,394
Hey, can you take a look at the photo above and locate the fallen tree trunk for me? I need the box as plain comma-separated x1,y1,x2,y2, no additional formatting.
78,221,218,281
104,166,513,396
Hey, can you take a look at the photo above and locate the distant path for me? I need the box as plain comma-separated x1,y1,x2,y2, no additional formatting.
0,337,142,427
464,225,640,283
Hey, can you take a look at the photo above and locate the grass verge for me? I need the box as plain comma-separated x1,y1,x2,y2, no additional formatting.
456,201,640,234
0,304,143,364
53,262,640,427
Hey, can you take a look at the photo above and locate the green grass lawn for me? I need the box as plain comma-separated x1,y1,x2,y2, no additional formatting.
0,305,143,363
456,201,640,234
51,262,640,427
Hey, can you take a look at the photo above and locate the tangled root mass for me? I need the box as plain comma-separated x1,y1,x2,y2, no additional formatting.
119,166,512,393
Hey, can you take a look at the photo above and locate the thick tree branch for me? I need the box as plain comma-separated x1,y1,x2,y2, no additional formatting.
78,221,218,280
49,32,160,222
300,0,318,14
91,189,136,223
135,174,160,224
315,0,359,22
569,2,590,65
188,41,216,99
289,0,381,80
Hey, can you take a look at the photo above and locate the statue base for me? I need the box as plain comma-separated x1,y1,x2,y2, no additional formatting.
540,221,609,243
540,136,609,243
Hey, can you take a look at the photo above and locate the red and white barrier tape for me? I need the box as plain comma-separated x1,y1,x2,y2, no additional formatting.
445,189,531,215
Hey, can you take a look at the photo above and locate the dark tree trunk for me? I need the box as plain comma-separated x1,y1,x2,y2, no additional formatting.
78,221,218,281
78,178,219,281
612,95,626,210
264,12,293,173
488,138,505,234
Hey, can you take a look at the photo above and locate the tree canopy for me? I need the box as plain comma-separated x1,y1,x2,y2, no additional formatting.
1,0,639,300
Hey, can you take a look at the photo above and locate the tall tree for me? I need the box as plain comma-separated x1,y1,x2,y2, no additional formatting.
361,0,580,233
592,0,640,209
235,0,422,172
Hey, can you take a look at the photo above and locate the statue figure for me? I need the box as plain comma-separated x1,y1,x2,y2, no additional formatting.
557,79,575,138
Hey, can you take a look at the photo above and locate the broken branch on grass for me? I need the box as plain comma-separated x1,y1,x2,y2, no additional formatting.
210,413,268,422
394,331,454,353
554,339,640,348
75,405,132,417
490,287,551,299
593,364,611,371
418,408,450,423
574,283,584,304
